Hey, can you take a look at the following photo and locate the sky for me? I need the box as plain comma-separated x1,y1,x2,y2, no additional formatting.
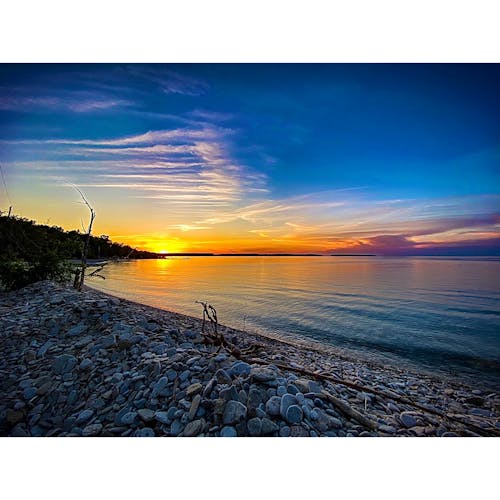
0,63,499,255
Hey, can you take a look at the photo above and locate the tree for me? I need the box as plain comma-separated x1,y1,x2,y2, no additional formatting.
72,186,96,291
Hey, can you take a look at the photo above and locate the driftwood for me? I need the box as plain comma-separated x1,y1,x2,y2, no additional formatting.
244,357,499,437
194,304,499,437
319,390,379,431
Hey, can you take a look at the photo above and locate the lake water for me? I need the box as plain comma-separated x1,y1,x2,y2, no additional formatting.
89,256,500,386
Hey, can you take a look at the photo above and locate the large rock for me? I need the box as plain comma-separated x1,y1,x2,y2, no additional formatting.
52,354,77,375
223,400,247,425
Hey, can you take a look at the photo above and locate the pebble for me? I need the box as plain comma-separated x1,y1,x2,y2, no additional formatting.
189,395,201,420
400,412,418,428
137,409,155,422
228,361,251,378
76,409,94,425
285,405,303,424
82,423,103,436
121,412,138,425
223,400,247,425
52,354,77,375
136,428,155,437
215,369,232,385
183,419,205,437
186,383,203,397
280,394,298,419
221,426,237,437
155,411,169,424
247,418,262,436
250,366,278,382
265,396,282,416
1,281,497,439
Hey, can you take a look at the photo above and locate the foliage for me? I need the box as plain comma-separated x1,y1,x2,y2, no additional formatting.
0,214,158,291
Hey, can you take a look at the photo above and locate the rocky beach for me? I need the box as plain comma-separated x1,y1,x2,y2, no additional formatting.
0,280,498,437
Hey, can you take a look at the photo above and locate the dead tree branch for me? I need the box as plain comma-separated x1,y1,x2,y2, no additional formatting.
72,185,96,291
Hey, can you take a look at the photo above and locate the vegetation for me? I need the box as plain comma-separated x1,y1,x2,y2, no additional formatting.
0,214,159,291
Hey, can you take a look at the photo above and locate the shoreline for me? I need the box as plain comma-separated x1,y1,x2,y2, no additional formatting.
1,281,498,437
88,281,500,393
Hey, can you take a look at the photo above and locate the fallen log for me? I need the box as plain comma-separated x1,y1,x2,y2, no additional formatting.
319,390,379,431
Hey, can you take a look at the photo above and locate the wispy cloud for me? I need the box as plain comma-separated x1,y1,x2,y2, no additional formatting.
0,91,132,113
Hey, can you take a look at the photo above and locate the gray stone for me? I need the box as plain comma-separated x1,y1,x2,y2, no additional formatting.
121,412,138,425
221,426,237,437
279,425,291,437
250,366,278,382
285,405,303,424
67,390,79,406
99,333,116,349
215,369,232,385
247,388,266,409
79,358,93,371
76,409,94,425
23,387,37,400
290,425,309,437
183,419,205,437
280,393,297,419
261,418,279,435
189,395,201,420
220,385,239,402
186,383,203,397
166,369,177,382
137,409,155,422
400,412,417,428
67,324,87,337
223,400,247,425
170,419,184,436
82,423,103,436
287,384,299,395
155,411,169,424
152,377,169,397
387,402,399,412
136,428,155,437
277,385,287,397
309,381,322,393
52,354,77,375
228,361,251,378
266,396,282,416
247,418,262,436
37,340,55,358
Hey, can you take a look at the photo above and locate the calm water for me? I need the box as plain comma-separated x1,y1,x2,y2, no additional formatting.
90,256,500,386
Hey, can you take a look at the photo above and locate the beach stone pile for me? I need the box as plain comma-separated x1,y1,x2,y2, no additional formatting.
1,281,498,437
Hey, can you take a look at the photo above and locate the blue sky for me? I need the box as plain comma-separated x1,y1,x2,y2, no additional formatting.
0,64,499,254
